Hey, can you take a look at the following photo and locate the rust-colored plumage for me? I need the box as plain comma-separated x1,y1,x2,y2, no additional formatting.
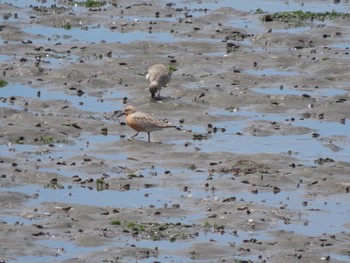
116,106,176,142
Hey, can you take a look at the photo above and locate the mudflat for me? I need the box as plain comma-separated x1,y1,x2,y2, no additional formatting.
1,1,350,262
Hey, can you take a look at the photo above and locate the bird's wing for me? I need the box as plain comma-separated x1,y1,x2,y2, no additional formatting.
132,112,162,131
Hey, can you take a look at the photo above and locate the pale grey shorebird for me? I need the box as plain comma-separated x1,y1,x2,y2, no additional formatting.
115,105,178,142
146,64,171,98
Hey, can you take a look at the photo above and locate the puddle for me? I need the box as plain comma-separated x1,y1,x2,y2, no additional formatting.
246,68,303,76
329,42,350,49
4,184,349,261
278,194,350,236
0,83,126,113
234,110,350,138
10,233,260,263
23,24,222,45
1,135,77,158
0,184,187,208
39,54,80,68
189,187,350,236
10,239,112,263
248,191,350,236
202,51,226,57
0,215,39,225
192,133,335,164
6,166,348,236
124,15,178,23
328,253,350,262
7,0,57,8
0,133,126,163
225,15,311,36
228,17,263,30
251,86,347,97
0,54,13,61
24,25,178,44
184,108,350,164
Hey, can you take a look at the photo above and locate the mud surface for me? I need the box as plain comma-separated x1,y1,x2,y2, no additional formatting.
1,0,350,262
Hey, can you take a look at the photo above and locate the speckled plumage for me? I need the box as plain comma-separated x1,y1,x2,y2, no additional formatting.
117,105,176,142
146,64,171,98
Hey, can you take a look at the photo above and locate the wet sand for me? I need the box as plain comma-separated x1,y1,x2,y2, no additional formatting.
1,0,350,262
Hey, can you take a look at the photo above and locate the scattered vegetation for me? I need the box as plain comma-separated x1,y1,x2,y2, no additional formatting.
15,136,25,144
2,12,13,20
127,173,138,179
203,221,219,229
0,79,8,88
270,10,350,22
168,65,177,72
36,135,69,145
111,220,190,242
40,135,55,144
255,8,263,14
226,31,252,41
59,22,72,30
44,180,64,190
69,0,106,7
84,0,106,7
187,164,197,171
111,220,121,226
126,221,146,231
96,178,109,191
314,157,335,165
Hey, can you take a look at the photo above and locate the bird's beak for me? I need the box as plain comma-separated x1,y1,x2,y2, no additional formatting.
112,110,124,118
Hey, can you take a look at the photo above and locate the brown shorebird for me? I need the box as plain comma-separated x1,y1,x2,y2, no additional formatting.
115,105,177,142
146,64,171,98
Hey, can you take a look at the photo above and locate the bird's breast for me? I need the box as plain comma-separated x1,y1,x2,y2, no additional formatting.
126,115,146,132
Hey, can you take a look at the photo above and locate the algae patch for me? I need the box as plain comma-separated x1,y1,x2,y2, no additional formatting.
270,10,350,22
70,0,106,7
0,79,8,88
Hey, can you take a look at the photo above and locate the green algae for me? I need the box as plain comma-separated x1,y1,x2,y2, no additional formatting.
271,10,350,22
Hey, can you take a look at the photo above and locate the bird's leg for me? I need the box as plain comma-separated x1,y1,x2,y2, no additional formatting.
157,88,161,98
147,132,151,142
129,132,139,140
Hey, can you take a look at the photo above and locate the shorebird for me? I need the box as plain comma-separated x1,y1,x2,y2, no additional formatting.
115,105,177,142
146,64,171,98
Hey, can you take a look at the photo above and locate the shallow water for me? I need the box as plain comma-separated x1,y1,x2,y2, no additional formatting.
0,83,126,113
177,107,350,165
246,68,304,76
3,181,349,262
2,75,350,262
10,239,112,263
24,24,179,44
0,184,186,208
1,0,350,262
278,193,350,236
7,0,57,8
252,86,347,97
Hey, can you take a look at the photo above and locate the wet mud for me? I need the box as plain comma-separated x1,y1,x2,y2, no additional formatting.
1,0,350,262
